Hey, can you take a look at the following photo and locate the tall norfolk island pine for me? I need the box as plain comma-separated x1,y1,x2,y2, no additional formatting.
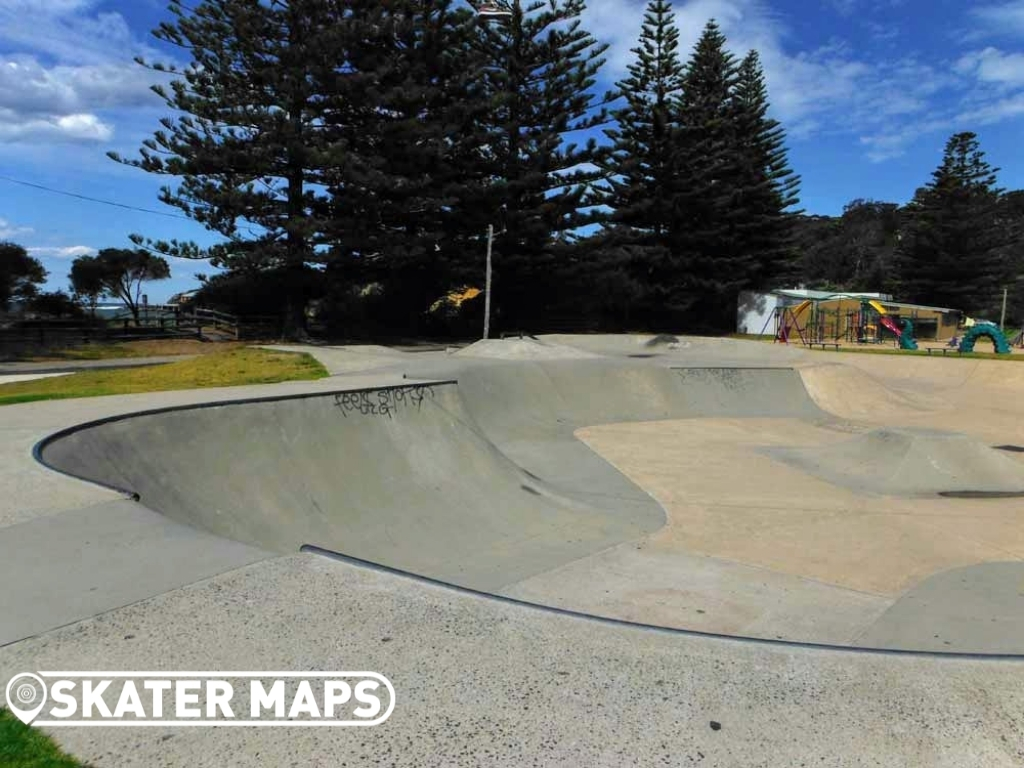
114,0,611,333
603,13,800,331
110,0,349,336
319,0,493,333
730,50,801,293
114,0,799,335
471,0,612,328
672,21,800,330
598,0,684,325
604,0,684,243
898,132,1012,316
324,0,612,330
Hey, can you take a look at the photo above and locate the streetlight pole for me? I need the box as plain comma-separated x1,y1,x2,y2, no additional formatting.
477,2,512,340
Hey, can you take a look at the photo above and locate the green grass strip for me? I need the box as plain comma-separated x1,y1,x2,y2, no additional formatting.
0,708,88,768
0,348,329,407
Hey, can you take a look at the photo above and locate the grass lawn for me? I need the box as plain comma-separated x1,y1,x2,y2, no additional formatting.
0,348,329,407
0,709,88,768
28,339,249,361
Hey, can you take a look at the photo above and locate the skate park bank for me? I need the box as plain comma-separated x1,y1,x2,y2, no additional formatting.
3,335,1024,765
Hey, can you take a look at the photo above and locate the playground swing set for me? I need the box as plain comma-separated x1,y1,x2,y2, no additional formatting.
763,298,1019,355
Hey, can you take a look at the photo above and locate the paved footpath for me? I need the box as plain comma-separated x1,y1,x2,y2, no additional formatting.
0,355,193,375
0,342,1022,767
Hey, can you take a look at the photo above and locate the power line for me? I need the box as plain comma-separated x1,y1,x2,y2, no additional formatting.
0,174,190,220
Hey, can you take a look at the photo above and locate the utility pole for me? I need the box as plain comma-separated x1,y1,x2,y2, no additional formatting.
477,3,511,340
483,224,494,339
1001,287,1008,331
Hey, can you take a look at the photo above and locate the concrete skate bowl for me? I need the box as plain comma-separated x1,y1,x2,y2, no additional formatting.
34,358,1024,654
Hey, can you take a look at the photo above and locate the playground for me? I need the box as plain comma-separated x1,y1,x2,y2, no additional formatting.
767,294,1022,355
2,335,1024,765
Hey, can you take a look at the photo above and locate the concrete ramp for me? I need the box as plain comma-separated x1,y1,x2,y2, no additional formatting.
768,427,1024,496
673,367,824,419
38,382,667,591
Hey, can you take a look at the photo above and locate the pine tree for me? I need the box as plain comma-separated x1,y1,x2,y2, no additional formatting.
319,0,493,333
668,20,743,330
898,132,1011,315
110,0,343,336
604,0,684,243
598,0,684,326
469,0,612,329
730,50,800,291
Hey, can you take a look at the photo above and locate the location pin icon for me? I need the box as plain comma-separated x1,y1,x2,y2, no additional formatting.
6,673,48,725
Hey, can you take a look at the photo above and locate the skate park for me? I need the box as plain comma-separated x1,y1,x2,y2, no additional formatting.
3,335,1024,765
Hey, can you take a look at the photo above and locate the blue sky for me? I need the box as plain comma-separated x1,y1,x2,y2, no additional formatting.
2,0,1024,301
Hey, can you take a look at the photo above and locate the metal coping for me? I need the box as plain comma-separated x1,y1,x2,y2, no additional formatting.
300,544,1024,661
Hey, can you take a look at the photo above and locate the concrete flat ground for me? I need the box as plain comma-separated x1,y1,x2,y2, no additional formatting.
3,335,1024,766
513,417,1024,648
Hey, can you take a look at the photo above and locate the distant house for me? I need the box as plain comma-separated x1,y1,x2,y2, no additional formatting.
168,290,199,306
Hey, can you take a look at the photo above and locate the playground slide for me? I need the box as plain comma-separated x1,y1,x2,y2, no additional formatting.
869,300,919,350
878,315,902,338
868,300,889,317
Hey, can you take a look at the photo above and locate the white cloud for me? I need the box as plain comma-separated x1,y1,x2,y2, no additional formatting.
0,0,138,67
858,114,951,163
0,217,33,239
582,0,959,161
0,107,113,143
0,1,161,145
0,56,159,115
972,1,1024,37
955,47,1024,87
27,245,97,259
957,93,1024,125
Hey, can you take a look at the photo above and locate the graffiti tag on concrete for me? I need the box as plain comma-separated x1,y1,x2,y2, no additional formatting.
332,385,436,419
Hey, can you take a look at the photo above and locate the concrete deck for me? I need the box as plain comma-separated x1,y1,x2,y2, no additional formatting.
0,356,192,375
2,336,1024,766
